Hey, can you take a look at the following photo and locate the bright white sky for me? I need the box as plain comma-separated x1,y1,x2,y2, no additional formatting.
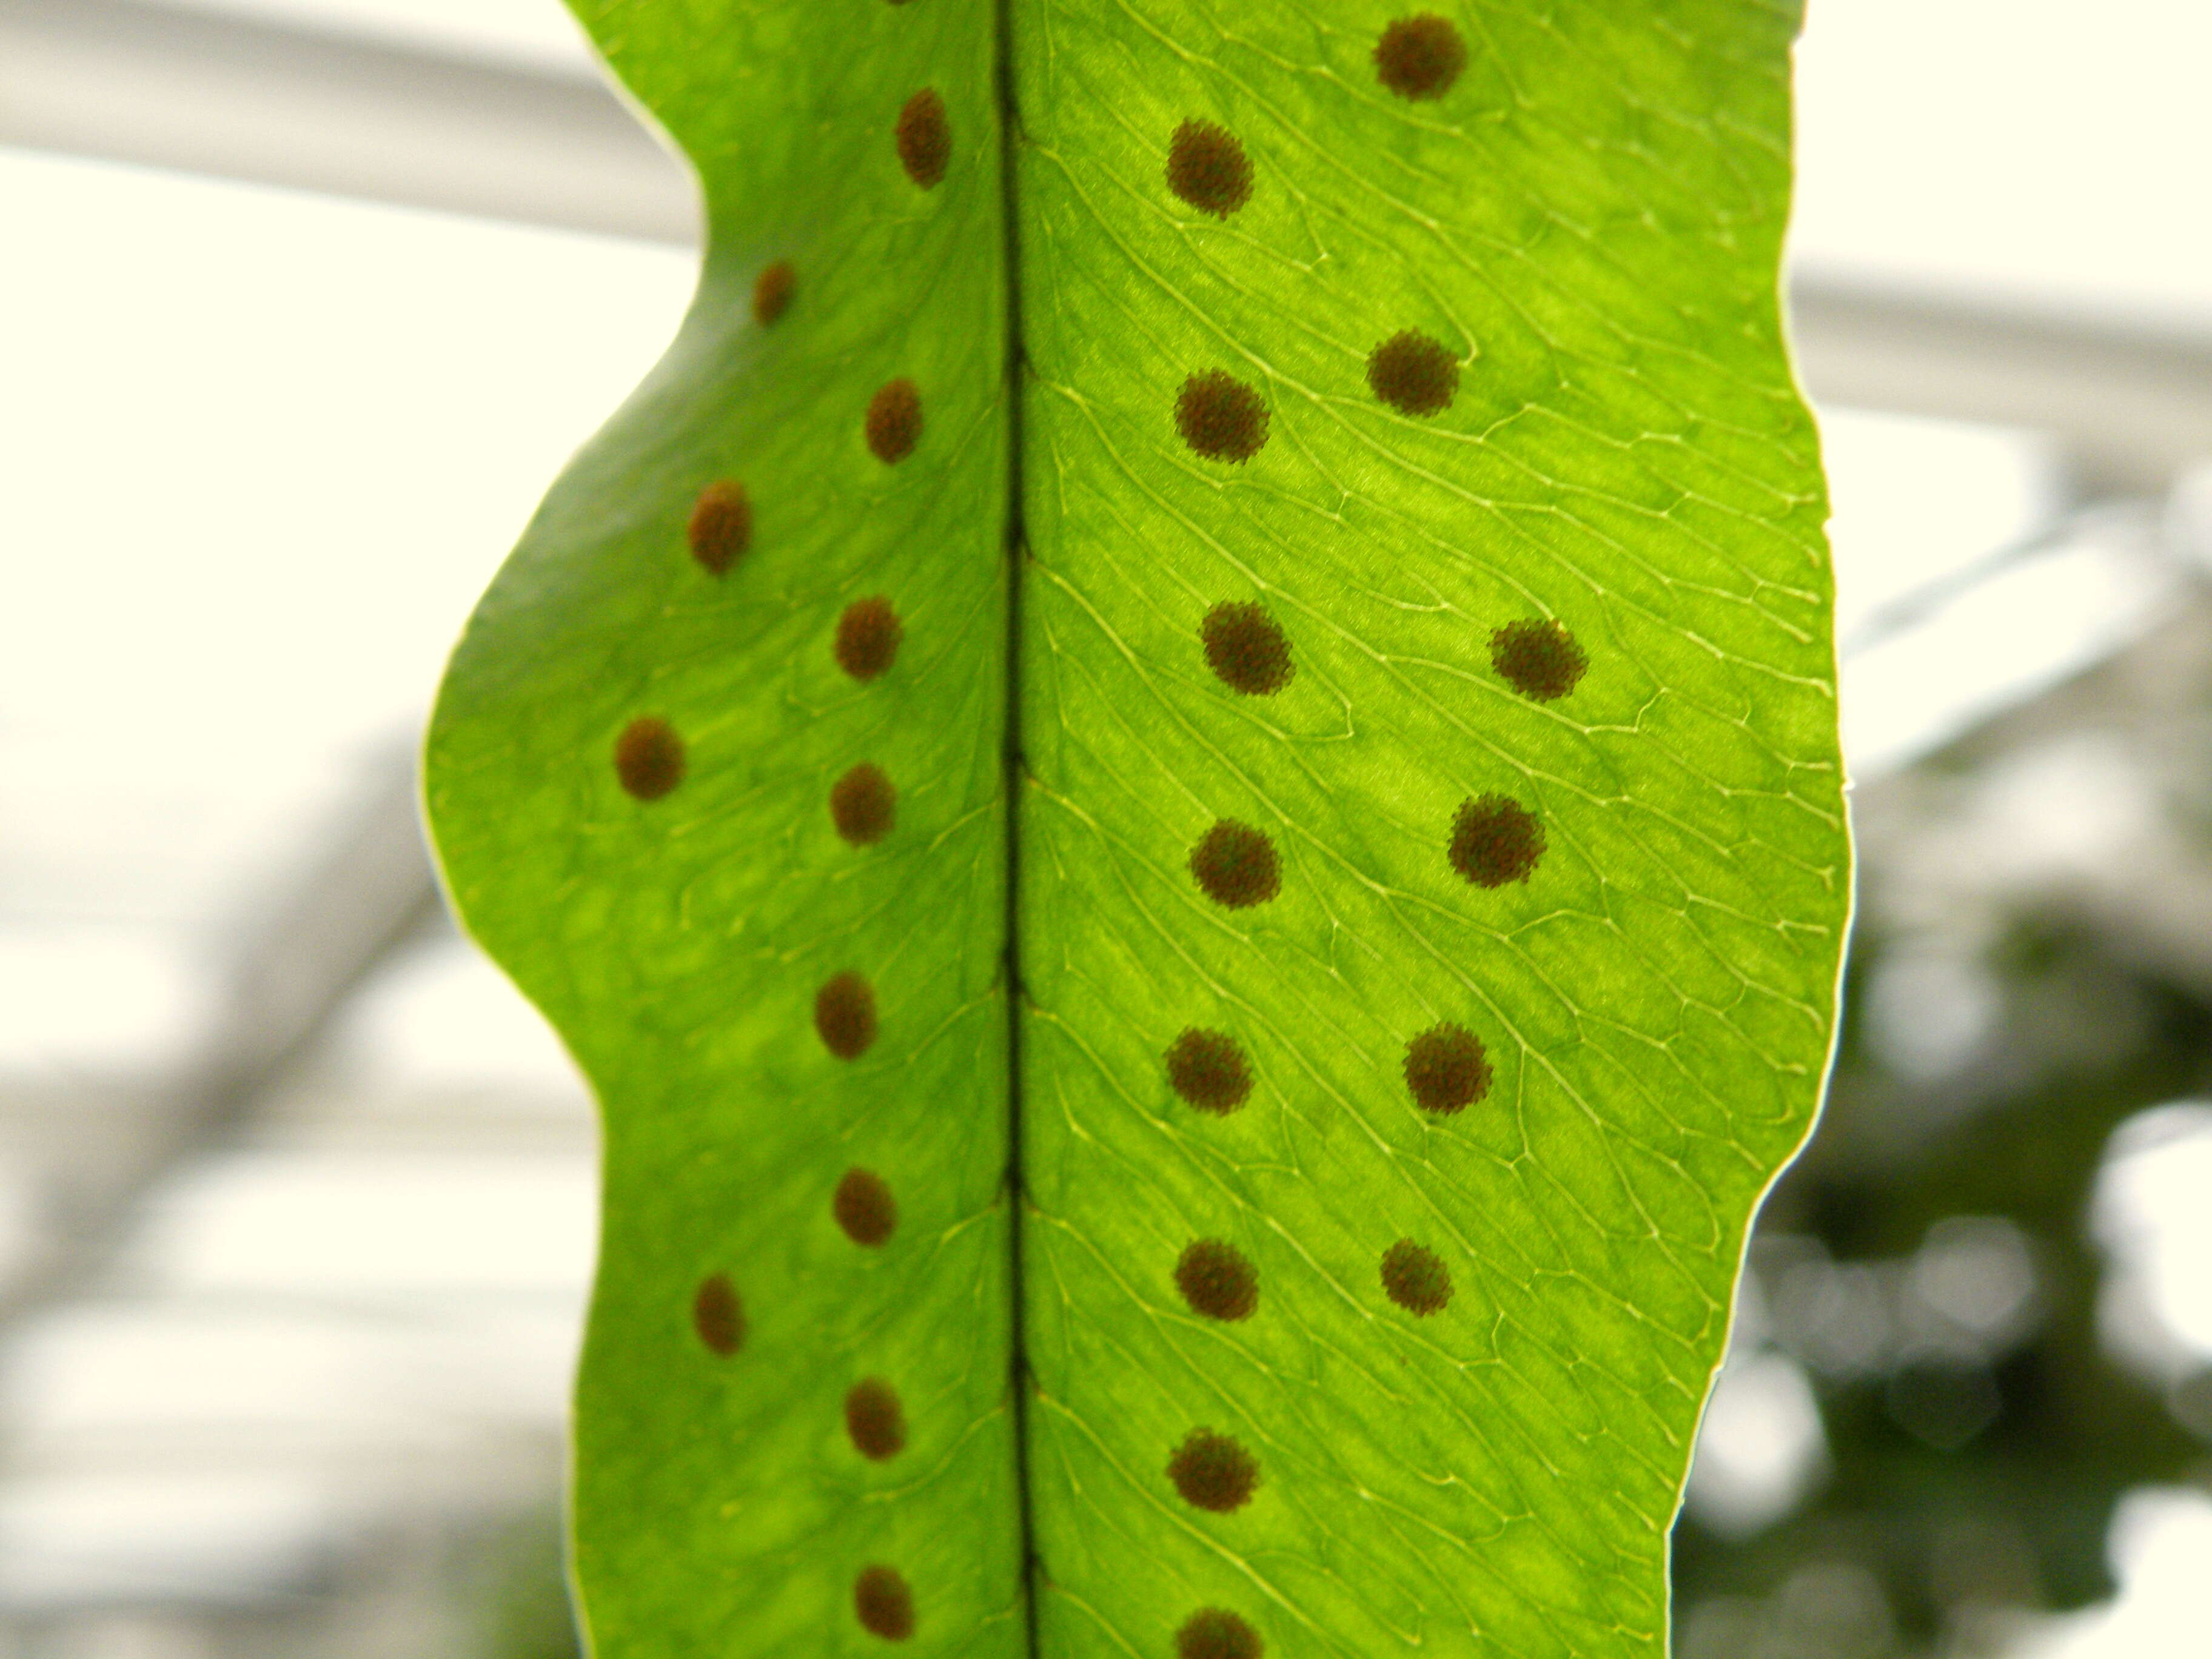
0,149,696,1081
1794,0,2212,320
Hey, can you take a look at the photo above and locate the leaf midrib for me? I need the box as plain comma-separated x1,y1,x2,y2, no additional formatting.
993,0,1040,1651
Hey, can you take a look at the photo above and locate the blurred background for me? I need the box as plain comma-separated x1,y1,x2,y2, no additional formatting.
2,0,2209,1654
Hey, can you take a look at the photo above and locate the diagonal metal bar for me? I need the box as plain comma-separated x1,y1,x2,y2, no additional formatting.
0,747,443,1326
1838,498,2157,660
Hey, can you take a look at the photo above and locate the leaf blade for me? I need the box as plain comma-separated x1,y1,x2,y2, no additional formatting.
1011,2,1842,1655
429,1,1025,1651
424,2,1848,1657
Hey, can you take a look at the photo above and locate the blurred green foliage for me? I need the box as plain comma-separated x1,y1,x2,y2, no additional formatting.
1674,913,2212,1657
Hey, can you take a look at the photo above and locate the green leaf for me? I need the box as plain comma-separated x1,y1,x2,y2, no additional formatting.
423,2,1849,1657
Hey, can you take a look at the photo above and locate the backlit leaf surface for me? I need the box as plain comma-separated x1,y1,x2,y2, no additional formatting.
424,3,1848,1657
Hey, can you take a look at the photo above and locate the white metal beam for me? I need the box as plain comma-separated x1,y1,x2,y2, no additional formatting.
0,0,695,243
0,751,442,1326
1789,280,2212,497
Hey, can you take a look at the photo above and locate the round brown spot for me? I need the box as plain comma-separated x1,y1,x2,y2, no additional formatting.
1175,1239,1258,1321
692,1273,745,1355
831,763,896,846
686,480,749,575
1366,330,1458,417
844,1378,907,1460
816,973,879,1059
614,717,684,802
896,89,950,188
1403,1022,1491,1115
1375,14,1467,101
1490,618,1589,702
854,1566,914,1641
1166,119,1253,218
1164,1028,1253,1115
1381,1239,1452,1315
1449,794,1545,887
1176,371,1269,463
836,596,904,681
866,378,923,464
751,259,794,325
1201,602,1292,695
1189,820,1280,909
1166,1428,1260,1513
834,1167,898,1247
1178,1609,1263,1659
